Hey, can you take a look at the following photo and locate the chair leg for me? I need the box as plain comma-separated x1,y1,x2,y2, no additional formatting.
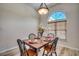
46,51,49,56
55,52,57,56
20,51,23,56
20,53,23,56
50,52,53,56
42,50,45,56
20,54,22,56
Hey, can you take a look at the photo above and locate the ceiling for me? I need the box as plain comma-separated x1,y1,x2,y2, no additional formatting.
26,3,56,10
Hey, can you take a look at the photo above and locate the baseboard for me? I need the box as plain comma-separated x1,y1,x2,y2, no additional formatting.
0,46,19,56
0,46,18,54
58,44,79,51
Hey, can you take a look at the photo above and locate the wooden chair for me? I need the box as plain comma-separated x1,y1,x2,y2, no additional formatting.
28,33,36,39
42,37,59,56
17,39,37,56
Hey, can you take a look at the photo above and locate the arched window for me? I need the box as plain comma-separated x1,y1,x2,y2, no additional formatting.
48,11,67,40
49,11,66,21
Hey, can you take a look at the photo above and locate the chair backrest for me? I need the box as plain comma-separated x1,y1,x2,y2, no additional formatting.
17,39,26,56
28,33,36,39
52,37,59,50
47,33,54,38
47,33,55,41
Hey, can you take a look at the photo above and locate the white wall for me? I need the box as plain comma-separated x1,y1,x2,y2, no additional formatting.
0,4,39,51
40,4,79,49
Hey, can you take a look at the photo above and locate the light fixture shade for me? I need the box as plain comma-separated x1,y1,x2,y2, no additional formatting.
38,3,49,15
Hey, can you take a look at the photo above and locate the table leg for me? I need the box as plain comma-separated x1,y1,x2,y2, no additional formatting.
35,48,39,56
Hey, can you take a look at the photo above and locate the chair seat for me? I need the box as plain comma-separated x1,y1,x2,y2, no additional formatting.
44,45,52,52
24,49,37,56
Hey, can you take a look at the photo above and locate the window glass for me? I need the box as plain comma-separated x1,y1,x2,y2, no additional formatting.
49,11,66,21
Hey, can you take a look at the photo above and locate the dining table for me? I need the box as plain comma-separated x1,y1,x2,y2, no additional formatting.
23,36,55,56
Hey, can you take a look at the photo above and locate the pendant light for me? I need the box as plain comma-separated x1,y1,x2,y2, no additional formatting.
38,3,49,15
